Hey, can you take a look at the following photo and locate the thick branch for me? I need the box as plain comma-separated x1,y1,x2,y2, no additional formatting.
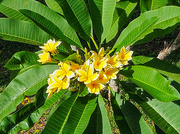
157,32,180,60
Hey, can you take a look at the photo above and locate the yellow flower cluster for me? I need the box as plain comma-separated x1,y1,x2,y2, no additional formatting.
37,40,133,98
38,39,61,64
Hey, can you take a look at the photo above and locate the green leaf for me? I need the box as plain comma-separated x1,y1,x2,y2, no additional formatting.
4,51,39,70
120,65,180,102
0,0,82,48
0,64,58,121
62,95,97,134
84,94,112,134
140,0,148,13
148,0,167,10
56,0,92,41
89,0,116,44
5,89,67,133
42,92,78,134
114,16,159,51
132,56,180,84
114,6,180,51
0,3,30,21
20,9,82,49
111,91,153,134
106,0,137,43
122,82,180,134
0,18,51,46
45,0,64,15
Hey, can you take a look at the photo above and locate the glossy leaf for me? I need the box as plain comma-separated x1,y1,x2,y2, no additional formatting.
114,6,180,51
4,51,39,70
122,82,180,134
106,0,137,43
20,9,82,49
62,95,97,134
114,16,159,51
132,56,180,84
45,0,64,15
0,65,58,121
89,0,116,44
0,0,82,48
111,91,153,134
0,18,51,46
56,0,92,41
42,92,78,134
120,65,180,102
84,94,112,134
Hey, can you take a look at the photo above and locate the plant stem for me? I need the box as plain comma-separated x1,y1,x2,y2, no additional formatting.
91,37,99,51
87,42,92,50
107,49,115,55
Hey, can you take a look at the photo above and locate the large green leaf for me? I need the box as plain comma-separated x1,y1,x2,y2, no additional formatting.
122,82,180,134
4,90,67,134
114,16,159,51
106,0,137,43
132,56,180,84
111,91,153,134
45,0,64,15
120,65,180,102
62,95,97,134
4,51,39,70
42,92,78,134
89,0,116,44
84,94,112,134
0,0,82,48
56,0,92,41
0,64,58,121
0,18,51,46
114,6,180,51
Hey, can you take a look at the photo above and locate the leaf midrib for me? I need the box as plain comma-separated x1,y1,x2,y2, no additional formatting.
0,71,48,120
130,76,178,99
139,95,179,133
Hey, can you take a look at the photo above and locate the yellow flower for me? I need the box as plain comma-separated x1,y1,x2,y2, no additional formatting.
47,77,70,98
104,67,119,79
93,56,108,71
70,62,81,72
116,46,133,65
98,71,109,84
91,47,105,59
40,39,61,54
37,51,52,64
76,64,98,84
86,79,105,94
106,55,122,68
53,62,75,79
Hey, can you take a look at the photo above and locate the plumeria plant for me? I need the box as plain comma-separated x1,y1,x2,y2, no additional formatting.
0,0,180,133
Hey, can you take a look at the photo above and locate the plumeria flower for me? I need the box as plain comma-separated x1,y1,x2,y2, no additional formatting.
104,67,119,79
76,64,99,84
47,77,70,98
70,62,81,72
98,71,109,84
116,46,133,65
40,39,61,54
106,55,122,68
81,59,90,71
86,79,105,94
93,56,108,71
37,51,52,64
53,61,75,79
91,47,105,59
